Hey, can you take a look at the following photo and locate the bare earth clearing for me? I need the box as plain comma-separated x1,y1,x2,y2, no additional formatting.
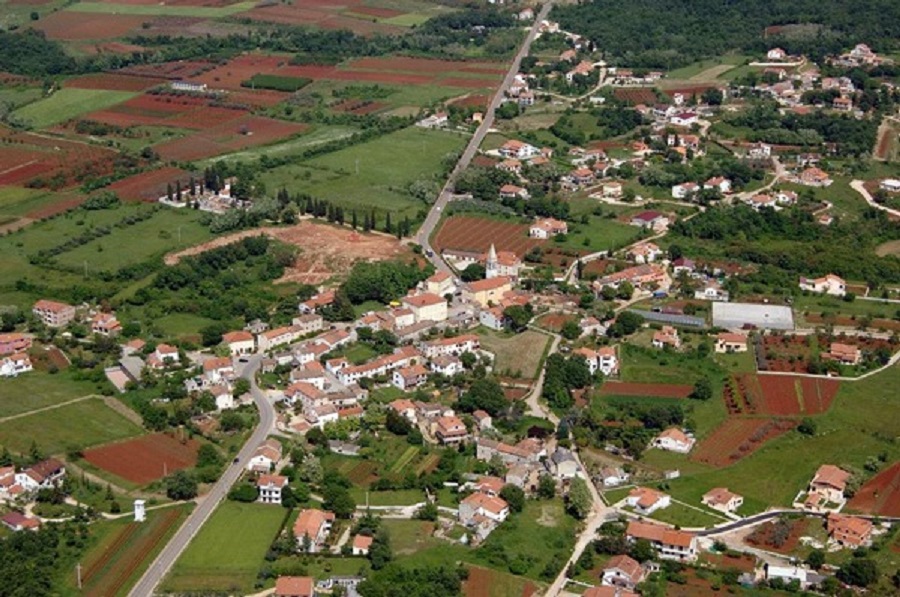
164,219,414,285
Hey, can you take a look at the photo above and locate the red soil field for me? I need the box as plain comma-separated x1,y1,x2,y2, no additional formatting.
614,87,657,104
88,93,245,129
849,461,900,517
745,517,809,554
154,115,308,161
449,94,490,109
663,85,718,97
65,73,165,92
83,432,200,484
536,312,572,332
440,77,499,89
806,312,900,332
34,11,144,41
599,381,693,398
757,374,840,415
117,61,212,81
692,417,796,467
107,166,190,202
433,215,540,257
193,55,291,90
0,128,118,189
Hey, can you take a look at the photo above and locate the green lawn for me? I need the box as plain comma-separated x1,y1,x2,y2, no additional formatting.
350,488,425,506
13,88,136,128
264,127,466,223
0,398,143,454
382,519,443,555
647,501,726,529
0,369,100,418
383,12,432,26
165,501,288,594
67,1,254,17
54,207,213,273
478,328,551,379
153,313,220,338
662,362,900,512
553,215,642,253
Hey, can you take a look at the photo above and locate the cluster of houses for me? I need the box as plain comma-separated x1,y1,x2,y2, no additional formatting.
0,333,32,378
0,458,66,531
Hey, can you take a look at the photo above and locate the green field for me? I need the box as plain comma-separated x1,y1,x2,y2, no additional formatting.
0,370,100,419
165,501,288,593
152,313,221,338
554,215,642,253
67,1,254,17
383,12,433,26
478,328,551,379
0,186,83,220
264,127,466,222
647,501,726,528
0,397,143,454
54,207,213,273
665,55,751,81
13,88,137,128
660,362,900,512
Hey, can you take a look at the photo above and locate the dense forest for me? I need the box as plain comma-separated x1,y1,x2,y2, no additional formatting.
555,0,900,68
669,204,900,287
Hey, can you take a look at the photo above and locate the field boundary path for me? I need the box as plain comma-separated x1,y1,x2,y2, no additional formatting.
127,354,276,596
417,0,555,275
0,394,96,423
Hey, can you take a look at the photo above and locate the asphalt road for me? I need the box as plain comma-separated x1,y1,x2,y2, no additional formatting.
416,1,555,273
127,354,276,597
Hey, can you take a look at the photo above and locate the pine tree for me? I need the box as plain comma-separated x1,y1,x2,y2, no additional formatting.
175,179,182,200
166,183,173,202
351,210,358,229
189,176,196,196
384,212,392,234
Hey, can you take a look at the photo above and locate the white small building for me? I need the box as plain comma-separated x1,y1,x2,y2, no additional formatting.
626,487,671,515
799,274,846,296
702,487,744,513
651,428,695,453
257,474,289,505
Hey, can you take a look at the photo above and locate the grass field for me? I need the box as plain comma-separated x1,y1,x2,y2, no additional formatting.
0,186,83,220
0,397,143,454
165,501,288,594
54,207,213,273
478,328,551,379
554,214,642,253
660,362,900,513
265,127,466,222
382,519,442,555
67,1,254,17
665,55,751,81
0,370,100,418
152,313,220,338
13,88,137,128
204,125,359,165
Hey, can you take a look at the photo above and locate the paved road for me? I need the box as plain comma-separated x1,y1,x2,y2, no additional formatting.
127,354,277,597
416,1,555,273
851,179,900,218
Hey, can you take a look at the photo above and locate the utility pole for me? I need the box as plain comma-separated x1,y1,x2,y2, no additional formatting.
76,563,82,589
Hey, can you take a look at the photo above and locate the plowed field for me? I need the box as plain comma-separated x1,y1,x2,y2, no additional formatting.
599,381,693,398
692,417,796,467
849,461,900,516
83,432,199,484
433,215,540,257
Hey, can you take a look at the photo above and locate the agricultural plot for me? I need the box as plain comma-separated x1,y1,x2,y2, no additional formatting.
106,166,191,202
154,116,309,162
83,432,200,485
265,127,466,223
691,417,797,468
165,501,287,594
848,461,900,516
86,93,246,130
13,88,138,128
729,373,840,416
33,10,147,41
65,73,166,92
0,398,143,454
0,126,119,191
478,329,550,380
77,505,191,597
599,381,693,399
0,369,99,418
54,207,213,273
434,216,540,257
464,565,539,597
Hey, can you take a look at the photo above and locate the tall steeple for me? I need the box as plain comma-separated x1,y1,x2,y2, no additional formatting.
485,244,498,279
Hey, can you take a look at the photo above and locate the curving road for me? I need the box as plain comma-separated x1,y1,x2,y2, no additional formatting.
127,354,277,597
417,1,555,274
